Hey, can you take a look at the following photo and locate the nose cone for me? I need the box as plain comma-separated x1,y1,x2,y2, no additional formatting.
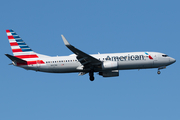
169,57,176,64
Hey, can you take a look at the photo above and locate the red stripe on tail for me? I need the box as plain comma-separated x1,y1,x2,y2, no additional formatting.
12,49,23,52
6,30,10,33
15,54,39,59
8,36,14,39
10,42,19,46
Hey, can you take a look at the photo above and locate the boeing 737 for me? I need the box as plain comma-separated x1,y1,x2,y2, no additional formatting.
5,29,176,81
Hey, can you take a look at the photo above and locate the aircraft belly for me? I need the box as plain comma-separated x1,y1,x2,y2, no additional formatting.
118,60,154,70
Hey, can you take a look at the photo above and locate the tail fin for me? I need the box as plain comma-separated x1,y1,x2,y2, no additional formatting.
6,29,39,59
6,29,45,65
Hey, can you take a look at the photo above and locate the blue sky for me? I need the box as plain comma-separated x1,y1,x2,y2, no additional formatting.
0,0,180,120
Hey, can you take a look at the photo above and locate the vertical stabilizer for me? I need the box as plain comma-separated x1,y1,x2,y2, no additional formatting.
6,29,45,65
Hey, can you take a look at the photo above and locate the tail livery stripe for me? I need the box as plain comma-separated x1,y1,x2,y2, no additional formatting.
15,54,38,59
9,39,16,42
8,36,14,39
21,49,33,52
6,29,45,65
12,49,23,52
16,40,24,42
19,46,30,48
6,30,11,32
16,60,45,66
6,29,34,55
10,42,19,46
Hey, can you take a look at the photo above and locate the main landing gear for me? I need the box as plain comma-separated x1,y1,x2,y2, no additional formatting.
89,70,94,81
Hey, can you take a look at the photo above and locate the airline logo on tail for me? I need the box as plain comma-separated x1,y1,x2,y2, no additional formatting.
6,29,44,66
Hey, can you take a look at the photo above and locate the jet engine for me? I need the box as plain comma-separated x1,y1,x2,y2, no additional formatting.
99,70,119,77
101,61,118,70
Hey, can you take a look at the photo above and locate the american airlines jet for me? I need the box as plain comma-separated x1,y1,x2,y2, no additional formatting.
5,29,176,81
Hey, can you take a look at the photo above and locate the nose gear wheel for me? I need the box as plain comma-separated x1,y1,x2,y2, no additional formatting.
157,71,161,74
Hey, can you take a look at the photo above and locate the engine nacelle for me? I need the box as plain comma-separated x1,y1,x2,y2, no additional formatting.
99,70,119,77
102,61,118,70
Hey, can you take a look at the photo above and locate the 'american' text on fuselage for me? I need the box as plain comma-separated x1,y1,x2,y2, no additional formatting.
106,55,145,61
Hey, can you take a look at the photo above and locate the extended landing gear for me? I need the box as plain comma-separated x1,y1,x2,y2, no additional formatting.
157,71,161,75
157,66,166,75
89,70,94,81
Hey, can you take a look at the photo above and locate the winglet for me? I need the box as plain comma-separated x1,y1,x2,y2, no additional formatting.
61,35,70,46
60,34,101,65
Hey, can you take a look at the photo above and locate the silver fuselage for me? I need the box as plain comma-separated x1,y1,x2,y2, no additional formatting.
20,52,176,73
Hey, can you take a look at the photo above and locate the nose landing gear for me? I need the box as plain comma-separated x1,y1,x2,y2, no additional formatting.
157,66,166,75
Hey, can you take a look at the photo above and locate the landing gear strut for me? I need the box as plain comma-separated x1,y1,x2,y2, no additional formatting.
89,70,94,81
157,66,166,75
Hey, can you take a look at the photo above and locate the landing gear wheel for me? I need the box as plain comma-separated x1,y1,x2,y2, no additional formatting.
89,70,95,81
90,76,94,81
157,71,161,74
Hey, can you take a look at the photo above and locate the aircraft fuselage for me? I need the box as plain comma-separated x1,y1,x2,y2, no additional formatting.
21,52,175,73
5,29,176,81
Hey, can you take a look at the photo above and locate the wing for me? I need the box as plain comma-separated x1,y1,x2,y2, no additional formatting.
61,35,102,67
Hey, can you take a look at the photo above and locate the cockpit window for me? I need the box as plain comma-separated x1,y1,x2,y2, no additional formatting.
162,55,168,57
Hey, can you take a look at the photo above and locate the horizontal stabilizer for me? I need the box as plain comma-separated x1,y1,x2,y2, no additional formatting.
5,54,26,63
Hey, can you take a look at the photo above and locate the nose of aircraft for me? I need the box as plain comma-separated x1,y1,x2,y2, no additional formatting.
169,57,176,64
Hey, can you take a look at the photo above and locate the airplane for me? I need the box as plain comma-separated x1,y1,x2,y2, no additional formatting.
5,29,176,81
